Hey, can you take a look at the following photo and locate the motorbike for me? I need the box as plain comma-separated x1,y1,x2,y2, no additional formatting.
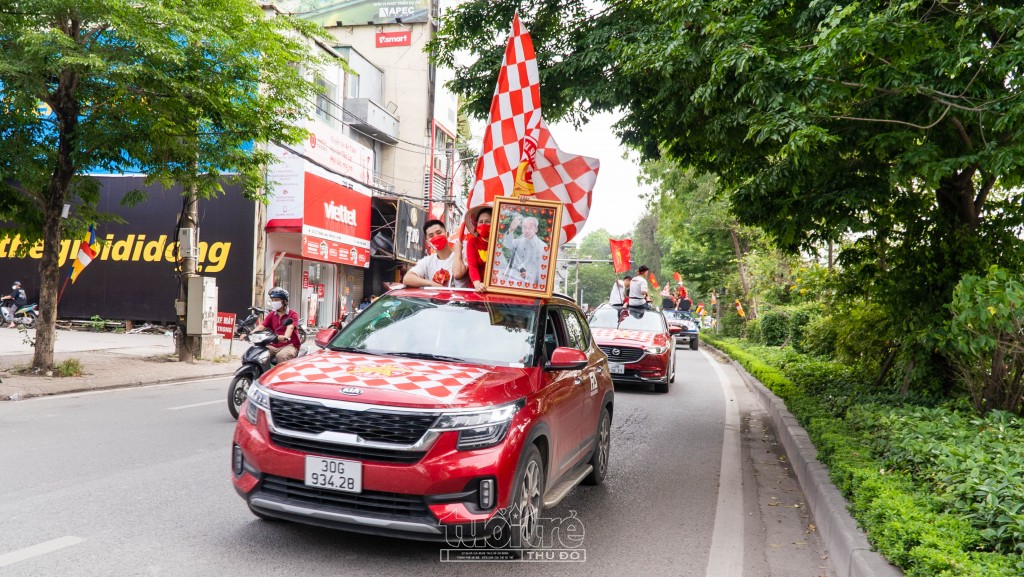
227,318,309,419
4,302,39,327
234,306,308,345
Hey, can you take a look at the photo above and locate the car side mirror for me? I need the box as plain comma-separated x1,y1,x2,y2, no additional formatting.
545,347,588,371
314,328,338,349
669,325,682,334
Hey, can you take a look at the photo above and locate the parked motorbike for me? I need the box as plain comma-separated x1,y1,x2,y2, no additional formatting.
234,306,308,345
227,318,308,419
3,303,39,327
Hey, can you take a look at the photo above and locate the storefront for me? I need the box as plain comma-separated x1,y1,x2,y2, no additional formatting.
266,131,373,328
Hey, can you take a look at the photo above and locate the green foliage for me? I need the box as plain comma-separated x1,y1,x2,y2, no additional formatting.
718,310,746,338
704,335,1024,576
88,315,107,332
745,318,762,344
801,315,839,358
832,303,892,373
944,266,1024,414
788,304,822,353
55,358,83,378
757,309,790,346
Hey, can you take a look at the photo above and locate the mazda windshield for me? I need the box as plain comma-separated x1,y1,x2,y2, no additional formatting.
589,306,667,332
328,295,539,367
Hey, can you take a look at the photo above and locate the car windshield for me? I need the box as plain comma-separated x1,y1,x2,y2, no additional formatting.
588,306,666,332
663,310,693,322
328,295,539,367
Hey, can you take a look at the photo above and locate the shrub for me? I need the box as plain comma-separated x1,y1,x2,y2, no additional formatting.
718,310,746,338
832,303,891,371
56,358,83,377
758,309,790,346
788,304,822,353
746,318,762,344
801,314,838,357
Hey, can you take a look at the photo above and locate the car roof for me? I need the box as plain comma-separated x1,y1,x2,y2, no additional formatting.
386,287,579,308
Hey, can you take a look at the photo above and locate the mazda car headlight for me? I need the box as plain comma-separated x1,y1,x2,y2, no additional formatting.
432,399,525,450
245,381,271,425
645,345,668,354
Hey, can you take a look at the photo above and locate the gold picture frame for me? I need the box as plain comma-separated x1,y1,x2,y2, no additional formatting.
483,196,563,299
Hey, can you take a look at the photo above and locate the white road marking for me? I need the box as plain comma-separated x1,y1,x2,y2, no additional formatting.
167,400,222,410
0,536,85,568
701,350,745,577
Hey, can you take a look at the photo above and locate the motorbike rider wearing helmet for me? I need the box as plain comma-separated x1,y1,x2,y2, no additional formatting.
252,287,301,363
1,281,28,328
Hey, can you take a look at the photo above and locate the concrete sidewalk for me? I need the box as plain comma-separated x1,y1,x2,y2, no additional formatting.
0,326,242,400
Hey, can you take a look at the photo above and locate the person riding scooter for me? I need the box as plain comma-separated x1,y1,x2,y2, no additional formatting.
1,281,28,328
251,287,300,363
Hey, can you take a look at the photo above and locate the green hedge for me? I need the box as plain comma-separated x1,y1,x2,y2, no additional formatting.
702,333,1024,576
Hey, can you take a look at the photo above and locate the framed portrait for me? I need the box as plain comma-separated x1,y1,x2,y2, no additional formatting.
484,196,563,299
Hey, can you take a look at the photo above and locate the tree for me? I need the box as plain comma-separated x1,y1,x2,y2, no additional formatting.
0,1,324,370
434,0,1024,389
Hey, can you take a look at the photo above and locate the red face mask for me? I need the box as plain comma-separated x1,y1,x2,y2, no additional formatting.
428,235,448,252
476,223,491,239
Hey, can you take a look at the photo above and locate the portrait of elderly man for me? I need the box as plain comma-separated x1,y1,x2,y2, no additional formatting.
499,213,547,286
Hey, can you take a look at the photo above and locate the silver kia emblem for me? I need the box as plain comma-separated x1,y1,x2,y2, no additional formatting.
611,348,620,356
340,387,363,396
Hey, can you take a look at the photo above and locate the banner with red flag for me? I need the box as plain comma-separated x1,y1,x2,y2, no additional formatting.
609,238,632,273
465,14,600,245
649,272,660,290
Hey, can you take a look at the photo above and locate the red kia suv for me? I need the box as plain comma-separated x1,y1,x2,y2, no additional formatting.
232,288,614,547
587,304,676,393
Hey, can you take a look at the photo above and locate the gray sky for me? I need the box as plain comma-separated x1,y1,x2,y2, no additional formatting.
547,112,653,240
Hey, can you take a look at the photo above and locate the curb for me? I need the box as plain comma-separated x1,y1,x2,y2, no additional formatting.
0,369,236,401
704,343,903,577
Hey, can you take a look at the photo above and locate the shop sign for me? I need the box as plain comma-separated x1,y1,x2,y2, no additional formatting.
216,312,236,339
300,172,371,267
395,199,426,263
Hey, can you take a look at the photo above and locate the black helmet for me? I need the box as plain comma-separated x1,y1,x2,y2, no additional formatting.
268,286,289,302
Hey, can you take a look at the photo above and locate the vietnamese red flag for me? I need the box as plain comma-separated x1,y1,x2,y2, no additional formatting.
673,271,682,284
649,272,660,290
609,238,632,273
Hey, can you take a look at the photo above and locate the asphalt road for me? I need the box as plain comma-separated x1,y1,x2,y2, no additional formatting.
0,348,835,577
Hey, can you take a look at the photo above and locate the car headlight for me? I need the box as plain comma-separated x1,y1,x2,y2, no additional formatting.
431,400,524,450
645,345,668,354
245,381,271,425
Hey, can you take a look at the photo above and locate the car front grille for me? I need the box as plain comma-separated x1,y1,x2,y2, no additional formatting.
259,474,431,519
598,345,645,363
270,433,426,464
270,398,437,444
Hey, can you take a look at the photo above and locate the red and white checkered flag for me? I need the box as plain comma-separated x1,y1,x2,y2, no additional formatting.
466,14,599,244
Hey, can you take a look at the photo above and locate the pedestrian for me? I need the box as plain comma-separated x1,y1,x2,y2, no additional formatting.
465,207,492,292
609,274,632,306
629,266,652,308
403,219,469,288
251,287,300,363
358,296,371,311
1,281,28,328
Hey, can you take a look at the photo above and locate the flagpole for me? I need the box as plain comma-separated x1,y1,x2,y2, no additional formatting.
57,275,71,305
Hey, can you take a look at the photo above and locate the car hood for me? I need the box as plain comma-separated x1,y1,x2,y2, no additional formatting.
590,327,669,348
259,350,532,409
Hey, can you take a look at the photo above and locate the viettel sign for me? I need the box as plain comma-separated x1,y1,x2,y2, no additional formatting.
376,31,411,48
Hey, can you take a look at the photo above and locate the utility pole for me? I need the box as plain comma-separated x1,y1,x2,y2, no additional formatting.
177,188,199,362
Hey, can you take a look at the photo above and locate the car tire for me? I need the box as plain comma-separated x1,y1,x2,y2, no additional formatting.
507,444,546,550
654,376,670,393
583,407,611,486
690,338,699,351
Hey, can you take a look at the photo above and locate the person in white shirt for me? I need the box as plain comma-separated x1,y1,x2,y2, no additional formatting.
609,274,632,306
499,215,546,285
403,219,469,288
628,265,651,308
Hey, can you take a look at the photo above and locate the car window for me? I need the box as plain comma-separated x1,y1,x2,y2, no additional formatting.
541,309,568,362
588,306,667,332
330,295,540,367
560,308,590,351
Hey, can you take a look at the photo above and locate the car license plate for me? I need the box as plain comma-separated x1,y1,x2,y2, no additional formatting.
609,363,625,375
305,456,362,493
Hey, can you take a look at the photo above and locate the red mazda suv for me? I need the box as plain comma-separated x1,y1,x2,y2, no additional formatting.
232,288,614,547
587,304,676,393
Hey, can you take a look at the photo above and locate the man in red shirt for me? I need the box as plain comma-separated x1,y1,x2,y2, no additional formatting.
253,286,300,363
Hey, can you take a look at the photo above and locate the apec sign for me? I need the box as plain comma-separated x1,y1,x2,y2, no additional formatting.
376,31,411,48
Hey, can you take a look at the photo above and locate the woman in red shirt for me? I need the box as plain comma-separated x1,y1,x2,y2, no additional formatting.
466,207,492,291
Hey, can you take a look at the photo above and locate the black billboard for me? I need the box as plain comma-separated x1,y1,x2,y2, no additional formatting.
395,199,426,263
0,176,257,322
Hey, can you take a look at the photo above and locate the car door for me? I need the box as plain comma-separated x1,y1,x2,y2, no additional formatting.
538,307,580,480
553,307,600,473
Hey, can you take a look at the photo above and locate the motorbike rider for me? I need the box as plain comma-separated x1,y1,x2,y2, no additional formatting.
251,287,300,363
1,281,28,328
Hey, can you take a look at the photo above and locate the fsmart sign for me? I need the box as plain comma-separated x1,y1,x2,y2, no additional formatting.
376,31,411,48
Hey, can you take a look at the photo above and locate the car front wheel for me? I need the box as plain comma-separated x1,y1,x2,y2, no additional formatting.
583,408,611,485
509,445,545,549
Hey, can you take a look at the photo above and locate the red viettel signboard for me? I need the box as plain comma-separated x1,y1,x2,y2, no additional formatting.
376,31,411,48
301,172,371,267
216,312,236,339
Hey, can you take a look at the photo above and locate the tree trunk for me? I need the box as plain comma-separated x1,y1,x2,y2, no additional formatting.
728,227,757,317
33,68,80,371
